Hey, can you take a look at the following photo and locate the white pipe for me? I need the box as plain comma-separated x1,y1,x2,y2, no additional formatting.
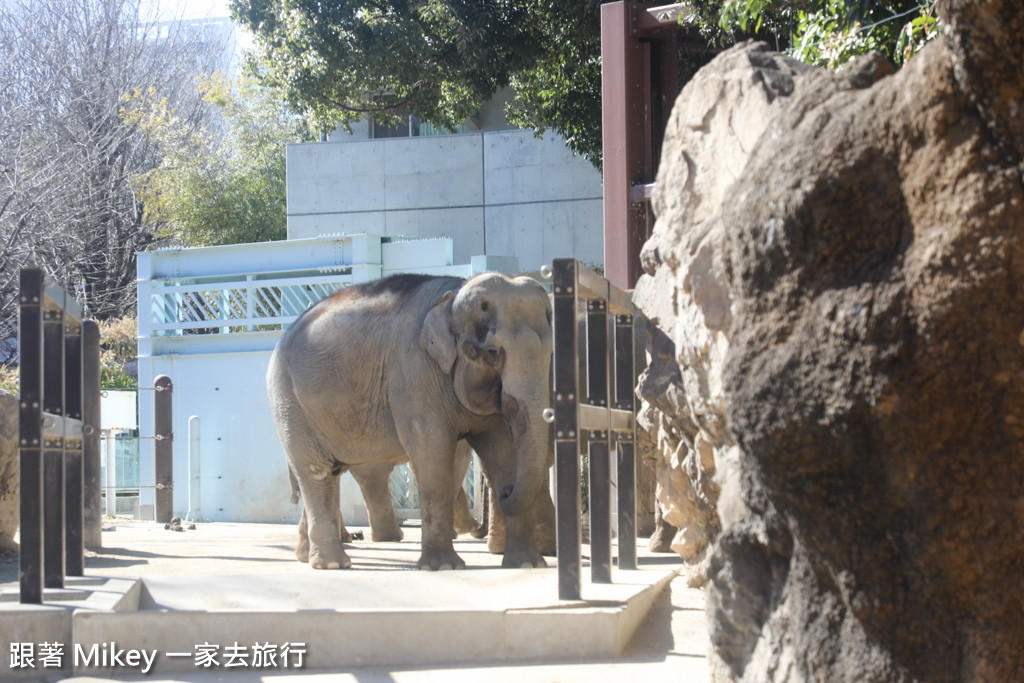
105,430,117,517
186,415,201,523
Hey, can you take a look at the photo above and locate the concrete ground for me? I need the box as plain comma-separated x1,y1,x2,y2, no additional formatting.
0,519,709,681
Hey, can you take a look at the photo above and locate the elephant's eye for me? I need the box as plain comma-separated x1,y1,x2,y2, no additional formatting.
480,301,489,312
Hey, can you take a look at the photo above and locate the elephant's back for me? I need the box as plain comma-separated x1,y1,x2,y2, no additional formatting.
296,274,462,330
268,274,464,443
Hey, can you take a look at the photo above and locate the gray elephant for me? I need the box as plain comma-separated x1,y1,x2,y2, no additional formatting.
267,272,555,570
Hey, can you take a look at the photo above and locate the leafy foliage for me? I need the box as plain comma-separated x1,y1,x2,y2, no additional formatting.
126,75,316,246
717,0,940,68
0,365,16,394
231,0,609,162
98,315,138,390
232,1,934,170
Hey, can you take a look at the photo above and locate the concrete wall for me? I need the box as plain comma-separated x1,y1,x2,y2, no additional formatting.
287,129,603,272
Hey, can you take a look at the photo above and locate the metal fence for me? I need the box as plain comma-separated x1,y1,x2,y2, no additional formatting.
551,258,644,600
18,268,101,603
150,274,352,336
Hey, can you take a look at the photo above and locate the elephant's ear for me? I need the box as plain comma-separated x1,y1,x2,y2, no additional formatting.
455,360,502,415
420,292,456,373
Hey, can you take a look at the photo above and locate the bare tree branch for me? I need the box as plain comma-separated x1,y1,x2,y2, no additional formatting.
0,0,225,362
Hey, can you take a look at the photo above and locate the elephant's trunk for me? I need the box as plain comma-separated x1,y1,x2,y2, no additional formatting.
497,366,552,518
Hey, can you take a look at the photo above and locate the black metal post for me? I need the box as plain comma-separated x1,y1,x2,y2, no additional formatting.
586,298,612,583
19,269,44,604
64,315,84,576
615,313,638,570
82,321,102,548
616,433,637,570
552,259,581,600
42,292,65,589
154,375,174,523
588,431,612,583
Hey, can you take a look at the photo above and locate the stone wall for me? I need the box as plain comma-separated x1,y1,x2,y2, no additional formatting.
634,0,1024,679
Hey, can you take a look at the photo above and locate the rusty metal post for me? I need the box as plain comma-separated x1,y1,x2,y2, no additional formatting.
602,1,650,290
552,259,582,600
602,3,694,290
19,269,44,604
154,375,174,523
82,321,102,547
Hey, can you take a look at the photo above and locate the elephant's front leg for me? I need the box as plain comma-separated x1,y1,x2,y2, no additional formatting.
407,436,465,570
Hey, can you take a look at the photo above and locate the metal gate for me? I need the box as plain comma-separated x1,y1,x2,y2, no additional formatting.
550,258,645,600
17,268,101,603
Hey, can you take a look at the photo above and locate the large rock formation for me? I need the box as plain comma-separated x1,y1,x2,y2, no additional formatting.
634,41,813,580
0,389,17,552
636,0,1024,679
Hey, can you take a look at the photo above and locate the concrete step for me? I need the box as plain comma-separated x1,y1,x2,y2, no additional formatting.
0,522,690,679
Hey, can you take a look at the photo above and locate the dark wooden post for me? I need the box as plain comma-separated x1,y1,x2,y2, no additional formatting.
154,375,174,523
615,313,638,570
64,313,84,576
82,321,102,547
552,259,582,600
42,288,65,589
586,298,612,583
19,269,44,604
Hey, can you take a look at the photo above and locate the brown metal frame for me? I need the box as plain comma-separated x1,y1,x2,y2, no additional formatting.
601,2,693,290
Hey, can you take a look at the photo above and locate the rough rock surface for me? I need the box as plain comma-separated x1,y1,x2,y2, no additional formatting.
634,42,813,579
636,0,1024,680
0,389,17,552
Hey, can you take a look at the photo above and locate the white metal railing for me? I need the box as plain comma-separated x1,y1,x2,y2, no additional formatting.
150,272,353,336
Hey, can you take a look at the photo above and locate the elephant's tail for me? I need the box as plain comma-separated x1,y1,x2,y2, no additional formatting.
289,465,301,505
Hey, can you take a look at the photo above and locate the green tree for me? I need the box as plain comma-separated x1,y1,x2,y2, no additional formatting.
715,0,939,68
229,1,937,171
127,74,316,246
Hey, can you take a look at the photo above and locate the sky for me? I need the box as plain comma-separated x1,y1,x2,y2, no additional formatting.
140,0,232,21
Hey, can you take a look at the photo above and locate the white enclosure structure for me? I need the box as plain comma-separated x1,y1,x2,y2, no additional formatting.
136,234,515,523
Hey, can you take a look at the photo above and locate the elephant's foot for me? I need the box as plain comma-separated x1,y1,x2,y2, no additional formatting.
417,548,466,571
648,519,678,553
534,520,556,557
371,525,404,543
309,542,353,570
487,514,506,554
501,546,547,569
454,519,484,538
295,536,310,563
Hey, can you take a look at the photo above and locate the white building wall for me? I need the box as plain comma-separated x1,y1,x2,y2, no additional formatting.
287,129,603,272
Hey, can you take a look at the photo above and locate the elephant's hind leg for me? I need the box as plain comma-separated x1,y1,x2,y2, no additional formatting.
350,461,404,542
281,424,352,569
301,465,352,569
452,440,484,538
